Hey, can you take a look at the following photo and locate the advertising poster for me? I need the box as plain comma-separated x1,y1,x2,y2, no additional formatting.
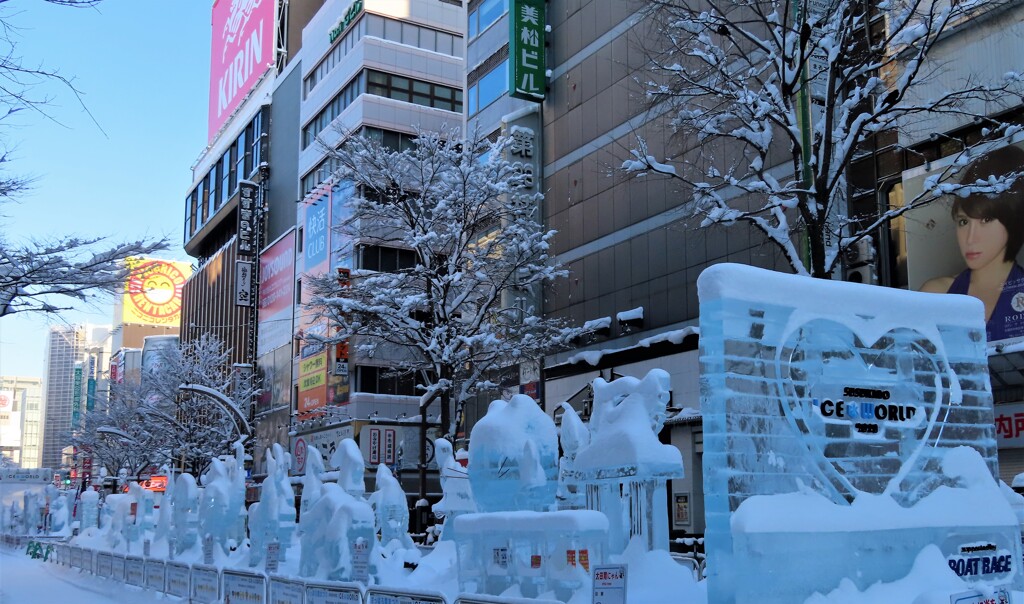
258,230,295,357
256,345,292,414
209,0,275,140
903,139,1024,347
297,184,332,418
120,258,191,327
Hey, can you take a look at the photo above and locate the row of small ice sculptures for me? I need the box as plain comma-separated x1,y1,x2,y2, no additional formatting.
61,369,680,598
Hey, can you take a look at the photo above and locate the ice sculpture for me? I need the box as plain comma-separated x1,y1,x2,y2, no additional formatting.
248,444,296,566
171,473,199,555
199,458,233,555
370,463,417,555
698,263,1021,603
298,440,376,582
433,438,476,528
556,403,589,510
331,438,367,499
300,445,327,523
48,492,71,536
153,465,174,544
79,489,99,531
469,395,559,512
570,369,683,553
227,440,249,546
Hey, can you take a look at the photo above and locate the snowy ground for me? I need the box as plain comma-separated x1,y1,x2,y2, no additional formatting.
0,545,132,604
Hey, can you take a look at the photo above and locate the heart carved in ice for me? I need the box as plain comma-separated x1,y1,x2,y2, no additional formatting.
774,319,950,502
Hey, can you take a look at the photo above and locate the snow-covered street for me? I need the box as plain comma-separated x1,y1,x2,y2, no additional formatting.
0,546,132,604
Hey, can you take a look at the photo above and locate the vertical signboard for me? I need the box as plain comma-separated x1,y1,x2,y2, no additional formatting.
509,0,546,100
209,0,275,140
238,181,258,257
235,260,254,306
71,363,83,425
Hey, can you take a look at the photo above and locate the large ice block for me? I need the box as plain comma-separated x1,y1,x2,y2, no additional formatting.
698,263,1020,603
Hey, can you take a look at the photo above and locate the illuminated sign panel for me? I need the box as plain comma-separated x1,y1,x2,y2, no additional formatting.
209,0,275,141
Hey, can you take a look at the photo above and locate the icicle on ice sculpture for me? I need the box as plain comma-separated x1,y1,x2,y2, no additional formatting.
698,263,1022,604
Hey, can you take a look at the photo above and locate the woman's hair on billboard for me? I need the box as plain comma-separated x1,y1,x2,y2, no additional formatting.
952,144,1024,262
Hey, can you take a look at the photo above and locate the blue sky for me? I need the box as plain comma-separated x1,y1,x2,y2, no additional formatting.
0,0,211,378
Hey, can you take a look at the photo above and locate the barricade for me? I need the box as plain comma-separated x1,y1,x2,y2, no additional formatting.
455,594,562,604
223,568,267,604
304,578,364,603
365,586,449,604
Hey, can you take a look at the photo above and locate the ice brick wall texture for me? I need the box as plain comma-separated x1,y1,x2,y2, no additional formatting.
697,264,1017,603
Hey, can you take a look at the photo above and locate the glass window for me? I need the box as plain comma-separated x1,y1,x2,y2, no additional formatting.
366,14,384,38
470,60,507,115
384,18,401,42
220,154,231,205
412,81,432,107
471,0,506,39
198,178,208,223
208,166,219,212
244,122,255,176
402,22,418,46
436,31,454,56
420,28,436,52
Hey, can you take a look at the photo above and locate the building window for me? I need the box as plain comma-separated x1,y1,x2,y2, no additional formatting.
302,72,367,150
365,69,462,112
469,0,507,39
303,14,463,99
468,59,507,115
250,112,263,173
359,244,417,272
356,365,418,396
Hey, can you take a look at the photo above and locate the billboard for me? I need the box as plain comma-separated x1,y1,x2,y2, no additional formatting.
258,230,295,357
903,139,1024,347
121,258,192,326
296,185,332,418
209,0,276,141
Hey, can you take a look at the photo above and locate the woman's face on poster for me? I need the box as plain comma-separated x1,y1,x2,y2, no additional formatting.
954,210,1009,271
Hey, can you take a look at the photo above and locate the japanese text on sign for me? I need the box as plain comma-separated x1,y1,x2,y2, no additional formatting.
509,0,545,100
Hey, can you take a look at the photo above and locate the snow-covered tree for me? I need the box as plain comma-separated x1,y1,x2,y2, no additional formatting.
0,236,168,317
139,334,256,477
67,380,162,480
309,129,585,433
624,0,1024,278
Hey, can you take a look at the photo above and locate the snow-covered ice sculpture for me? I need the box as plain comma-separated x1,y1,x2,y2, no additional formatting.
698,263,1022,603
433,438,476,528
556,403,589,510
569,369,683,553
469,395,558,512
331,438,366,499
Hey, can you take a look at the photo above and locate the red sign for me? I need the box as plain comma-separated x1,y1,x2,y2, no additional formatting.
209,0,275,140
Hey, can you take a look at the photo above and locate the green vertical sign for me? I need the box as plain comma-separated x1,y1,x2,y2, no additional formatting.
86,378,96,412
72,364,83,425
509,0,545,100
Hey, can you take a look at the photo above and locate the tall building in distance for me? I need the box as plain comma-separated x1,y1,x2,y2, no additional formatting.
0,376,43,468
40,325,111,470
